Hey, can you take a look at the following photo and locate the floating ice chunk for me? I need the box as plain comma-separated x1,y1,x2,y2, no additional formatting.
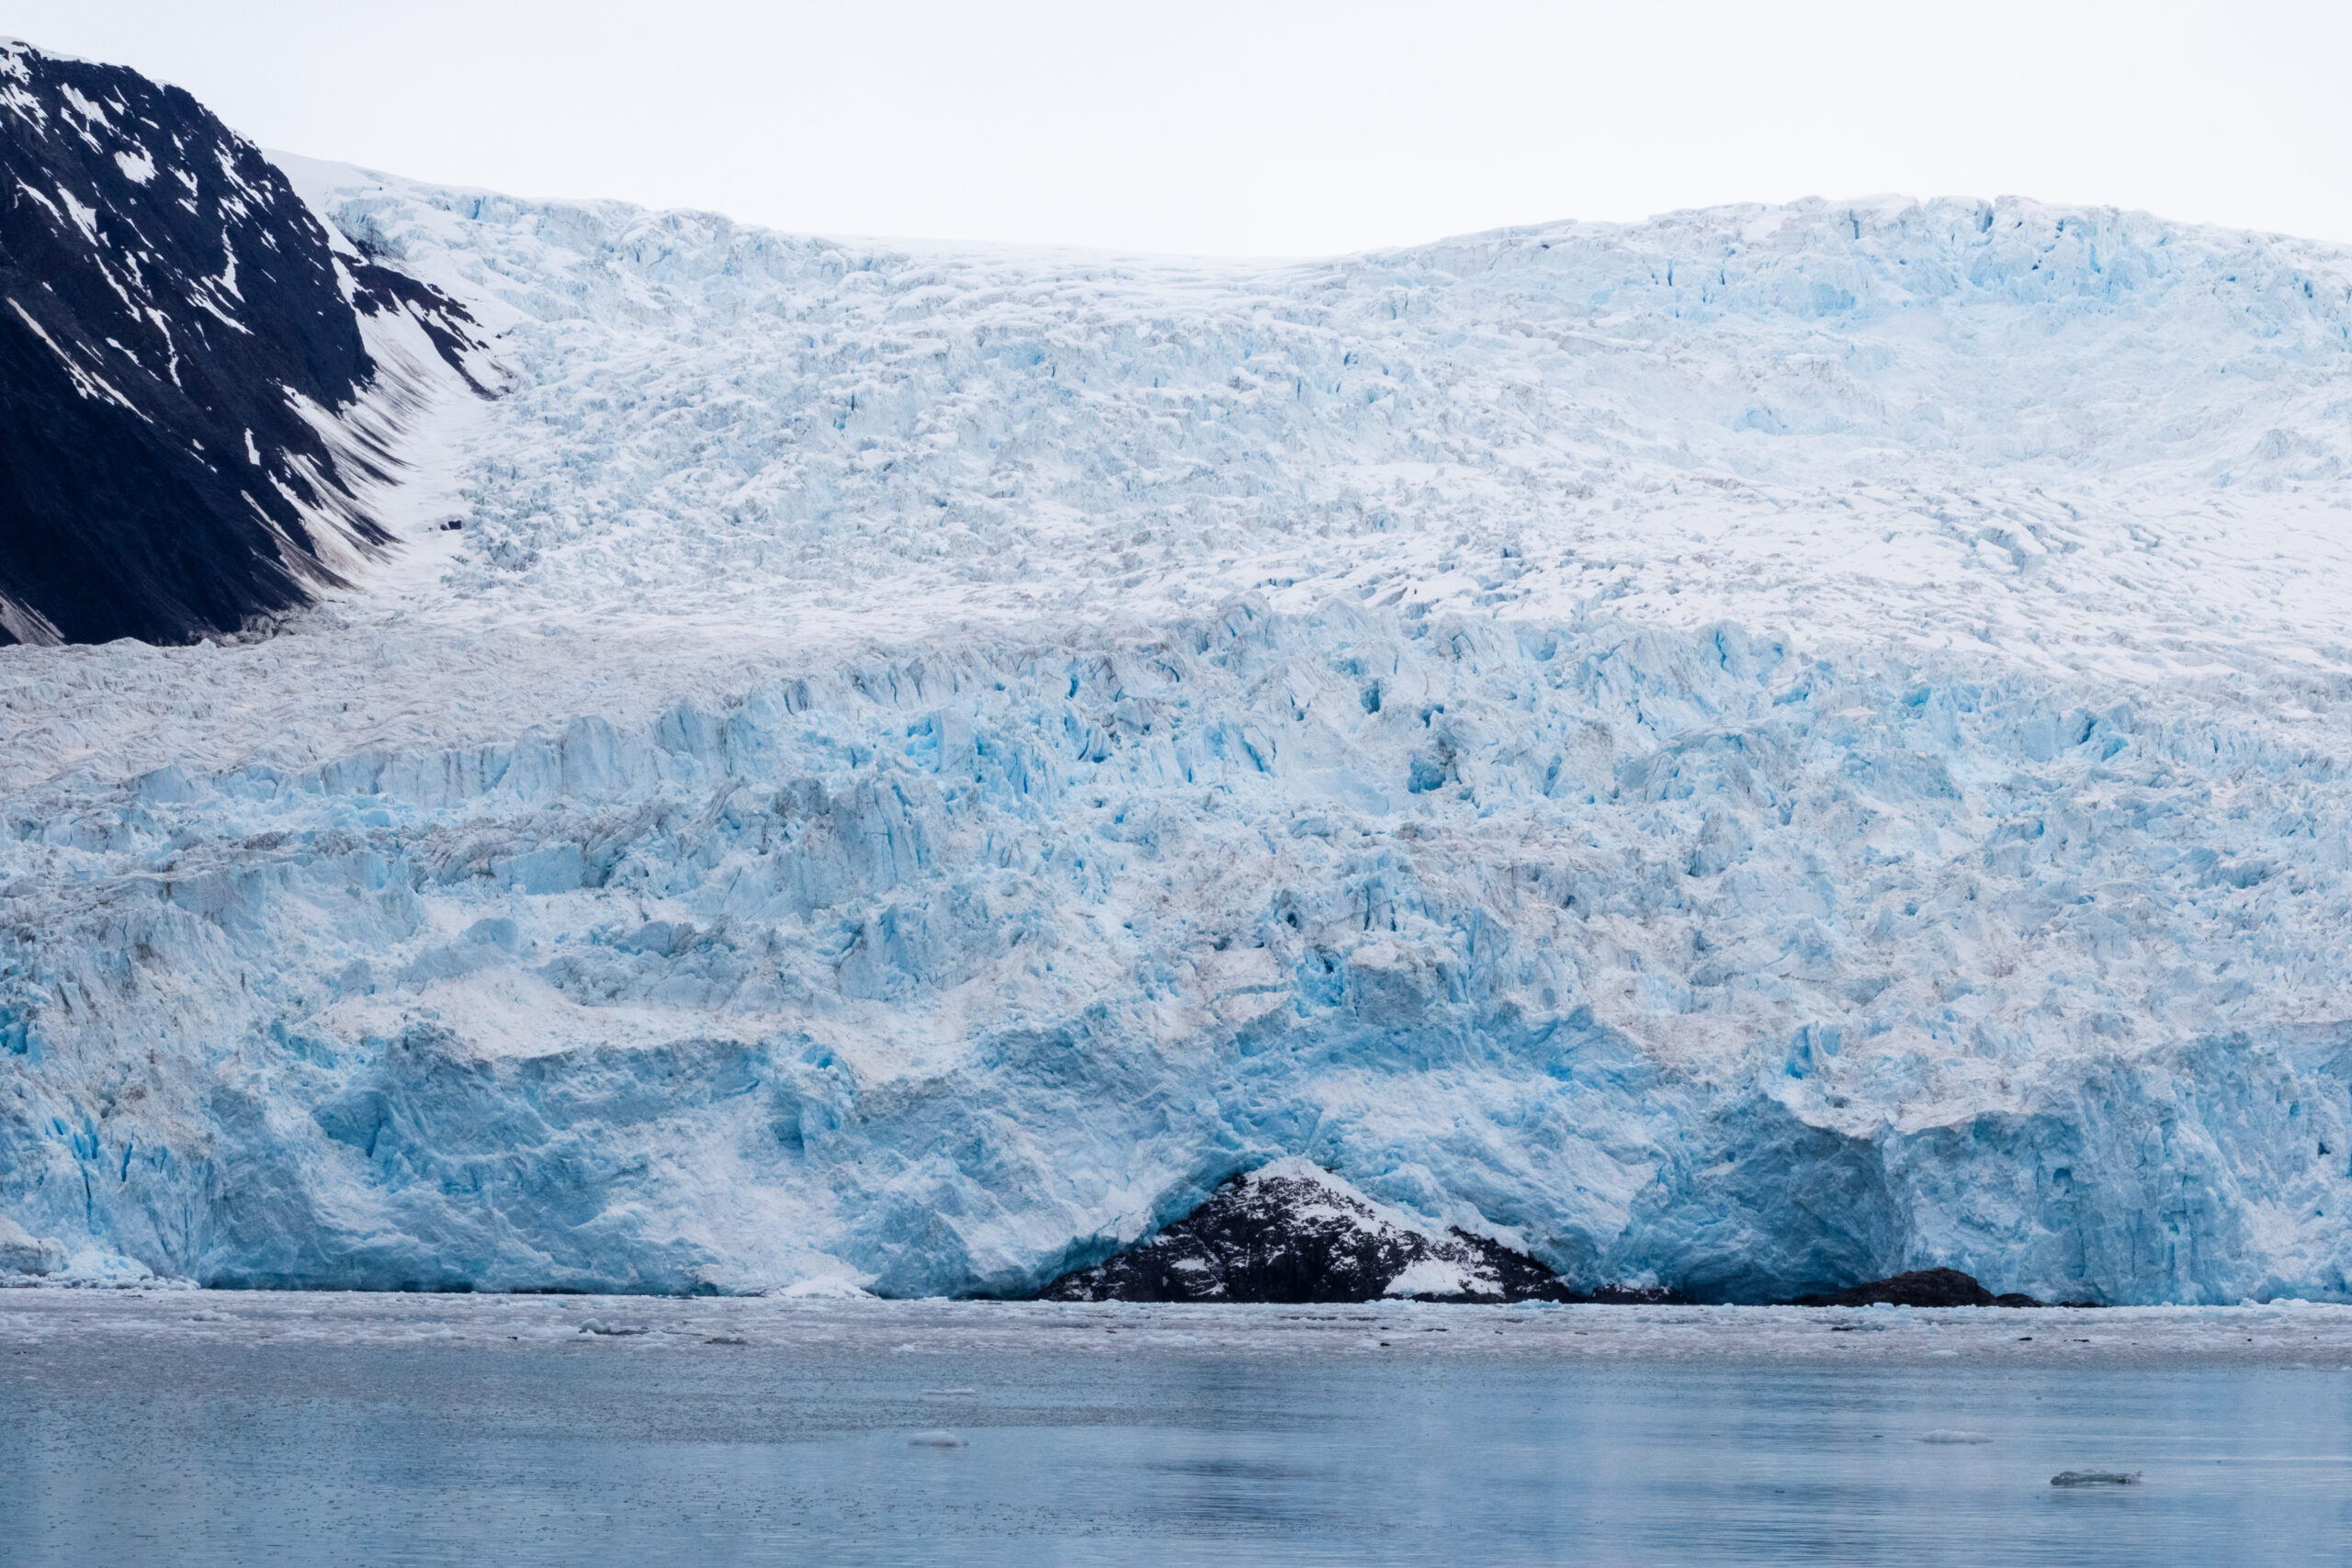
0,1216,63,1277
909,1430,967,1448
2050,1471,2142,1486
577,1319,647,1337
1917,1430,1992,1444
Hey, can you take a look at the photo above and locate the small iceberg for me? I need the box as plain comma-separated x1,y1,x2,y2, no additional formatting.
910,1430,968,1448
577,1319,648,1337
2050,1471,2142,1486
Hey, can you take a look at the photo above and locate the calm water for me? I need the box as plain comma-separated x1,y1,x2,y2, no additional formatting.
4,1296,2349,1564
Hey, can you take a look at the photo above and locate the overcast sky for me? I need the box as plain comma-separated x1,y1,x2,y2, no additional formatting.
8,1,2349,254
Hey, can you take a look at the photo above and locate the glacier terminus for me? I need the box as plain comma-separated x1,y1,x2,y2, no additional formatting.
3,40,2351,1306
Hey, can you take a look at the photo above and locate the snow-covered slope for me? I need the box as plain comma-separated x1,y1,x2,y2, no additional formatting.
0,43,494,648
3,123,2350,1301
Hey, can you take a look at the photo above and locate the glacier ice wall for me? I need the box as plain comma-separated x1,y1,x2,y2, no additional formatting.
5,604,2348,1301
4,164,2352,1301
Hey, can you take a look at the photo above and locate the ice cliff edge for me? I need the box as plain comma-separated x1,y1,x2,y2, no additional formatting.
6,604,2347,1303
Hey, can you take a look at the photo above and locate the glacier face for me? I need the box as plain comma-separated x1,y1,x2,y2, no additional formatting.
3,147,2351,1302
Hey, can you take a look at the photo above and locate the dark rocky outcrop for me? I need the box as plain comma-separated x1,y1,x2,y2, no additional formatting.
1041,1159,1687,1305
1788,1267,2021,1307
1784,1267,2101,1308
0,39,485,646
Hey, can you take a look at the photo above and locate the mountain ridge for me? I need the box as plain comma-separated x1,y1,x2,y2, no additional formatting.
0,40,492,647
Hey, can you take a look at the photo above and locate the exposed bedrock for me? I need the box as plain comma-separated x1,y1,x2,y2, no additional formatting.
1785,1267,2043,1308
2,606,2349,1300
0,42,490,647
1039,1158,1685,1303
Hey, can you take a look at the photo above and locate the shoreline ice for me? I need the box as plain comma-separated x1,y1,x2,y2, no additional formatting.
5,1289,2352,1371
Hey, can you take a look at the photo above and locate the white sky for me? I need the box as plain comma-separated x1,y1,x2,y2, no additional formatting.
8,0,2350,255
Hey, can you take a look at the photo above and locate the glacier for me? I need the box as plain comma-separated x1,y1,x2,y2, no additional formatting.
4,121,2352,1302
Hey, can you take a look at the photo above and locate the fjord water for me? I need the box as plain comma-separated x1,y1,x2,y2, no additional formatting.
4,1296,2349,1565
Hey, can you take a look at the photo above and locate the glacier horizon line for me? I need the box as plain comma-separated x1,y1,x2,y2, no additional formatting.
262,145,2352,270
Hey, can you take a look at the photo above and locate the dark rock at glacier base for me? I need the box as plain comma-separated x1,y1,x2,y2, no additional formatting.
1784,1267,2101,1309
1041,1159,1687,1305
